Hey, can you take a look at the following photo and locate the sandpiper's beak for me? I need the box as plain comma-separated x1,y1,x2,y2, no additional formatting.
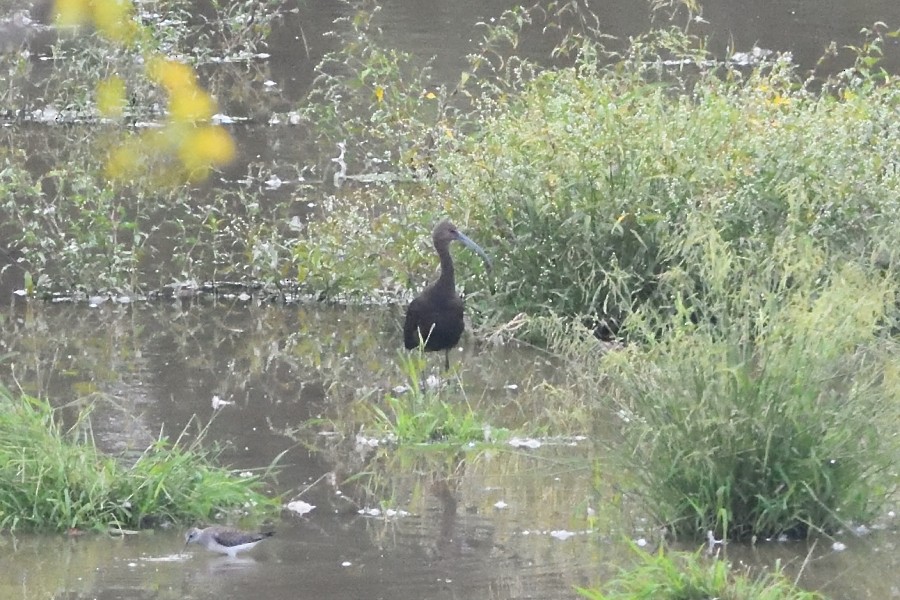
454,231,492,271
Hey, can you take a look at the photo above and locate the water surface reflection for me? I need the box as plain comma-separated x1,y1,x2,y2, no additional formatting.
0,302,896,599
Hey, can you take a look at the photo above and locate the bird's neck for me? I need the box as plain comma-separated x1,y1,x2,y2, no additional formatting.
434,246,456,294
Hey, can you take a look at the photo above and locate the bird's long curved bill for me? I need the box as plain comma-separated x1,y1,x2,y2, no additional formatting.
455,232,492,271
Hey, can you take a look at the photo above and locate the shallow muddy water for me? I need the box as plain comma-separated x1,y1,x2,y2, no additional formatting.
0,302,897,600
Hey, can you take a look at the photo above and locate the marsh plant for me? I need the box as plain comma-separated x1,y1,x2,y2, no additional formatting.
577,544,823,600
0,145,297,296
593,238,900,540
0,386,277,531
363,351,493,445
299,0,447,179
298,0,601,182
447,33,900,328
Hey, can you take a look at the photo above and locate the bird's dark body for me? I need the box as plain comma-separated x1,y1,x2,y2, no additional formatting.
404,290,465,352
404,220,490,369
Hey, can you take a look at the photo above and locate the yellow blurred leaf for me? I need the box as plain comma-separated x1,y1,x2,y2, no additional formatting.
374,86,384,103
53,0,91,27
146,58,197,93
91,0,136,43
105,139,143,180
168,88,216,122
425,91,437,100
178,125,236,175
54,0,137,43
96,76,126,118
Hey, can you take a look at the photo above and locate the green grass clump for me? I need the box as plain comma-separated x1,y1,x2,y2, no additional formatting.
577,545,823,600
369,391,488,445
365,352,501,445
0,387,277,532
598,242,899,540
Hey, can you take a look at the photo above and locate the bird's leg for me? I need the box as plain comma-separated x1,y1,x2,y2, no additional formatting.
444,349,450,371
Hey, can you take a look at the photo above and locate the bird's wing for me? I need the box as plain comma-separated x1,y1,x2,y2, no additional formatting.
212,528,269,546
403,297,425,349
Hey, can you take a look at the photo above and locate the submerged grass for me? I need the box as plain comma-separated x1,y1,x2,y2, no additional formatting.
0,386,277,532
577,544,823,600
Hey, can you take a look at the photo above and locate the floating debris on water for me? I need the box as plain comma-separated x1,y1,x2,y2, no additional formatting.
211,395,233,409
355,434,382,449
358,507,410,519
508,438,542,449
507,435,588,450
519,529,591,540
286,500,316,516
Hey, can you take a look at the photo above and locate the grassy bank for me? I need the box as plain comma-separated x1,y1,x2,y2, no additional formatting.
0,385,277,532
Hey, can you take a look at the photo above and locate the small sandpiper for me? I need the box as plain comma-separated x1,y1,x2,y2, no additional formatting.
184,526,275,559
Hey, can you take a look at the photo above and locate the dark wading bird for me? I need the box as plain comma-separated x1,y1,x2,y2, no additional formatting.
404,220,491,370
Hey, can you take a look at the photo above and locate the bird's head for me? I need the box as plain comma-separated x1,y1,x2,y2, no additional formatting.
432,220,492,270
184,527,202,547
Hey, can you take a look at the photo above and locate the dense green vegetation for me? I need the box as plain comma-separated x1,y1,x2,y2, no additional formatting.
592,252,896,539
297,24,900,322
0,385,277,532
292,8,900,545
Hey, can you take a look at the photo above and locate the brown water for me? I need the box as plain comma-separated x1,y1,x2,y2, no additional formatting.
2,1,900,598
0,302,897,600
